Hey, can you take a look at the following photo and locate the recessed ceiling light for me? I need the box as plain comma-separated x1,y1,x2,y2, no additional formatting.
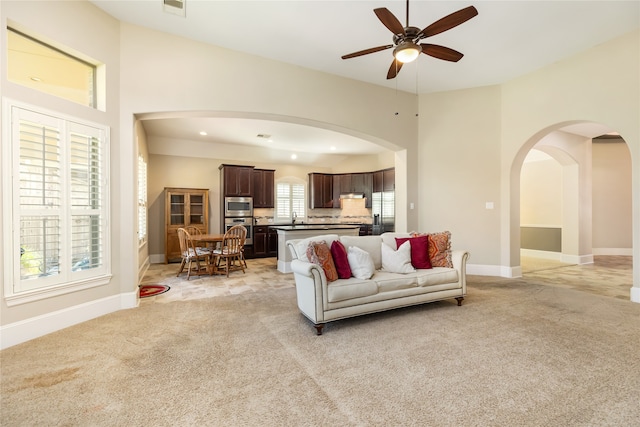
291,154,297,160
30,76,41,82
330,146,336,151
199,131,207,136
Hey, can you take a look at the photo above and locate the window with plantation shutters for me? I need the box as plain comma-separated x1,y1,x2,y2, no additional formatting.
138,156,148,244
275,178,306,222
4,103,110,302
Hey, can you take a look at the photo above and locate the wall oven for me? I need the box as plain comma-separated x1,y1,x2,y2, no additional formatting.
224,196,253,218
224,217,253,246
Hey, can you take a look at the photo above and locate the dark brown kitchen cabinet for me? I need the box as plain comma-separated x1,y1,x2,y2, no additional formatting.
333,173,373,208
373,168,395,192
383,168,395,191
253,226,278,257
220,164,253,197
309,173,334,208
268,228,278,256
253,168,275,208
253,225,268,257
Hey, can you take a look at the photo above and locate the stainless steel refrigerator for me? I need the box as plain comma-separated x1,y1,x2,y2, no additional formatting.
371,191,395,235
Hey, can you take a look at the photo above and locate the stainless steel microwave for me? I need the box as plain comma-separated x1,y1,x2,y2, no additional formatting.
224,196,253,217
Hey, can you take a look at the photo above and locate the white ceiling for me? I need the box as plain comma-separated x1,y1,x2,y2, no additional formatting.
90,0,639,165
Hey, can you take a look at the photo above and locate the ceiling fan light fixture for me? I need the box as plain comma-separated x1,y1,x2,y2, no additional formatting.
393,41,421,63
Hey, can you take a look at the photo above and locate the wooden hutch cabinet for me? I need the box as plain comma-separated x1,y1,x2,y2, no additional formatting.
164,187,209,263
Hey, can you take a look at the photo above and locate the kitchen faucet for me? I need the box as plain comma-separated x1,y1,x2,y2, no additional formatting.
292,211,297,224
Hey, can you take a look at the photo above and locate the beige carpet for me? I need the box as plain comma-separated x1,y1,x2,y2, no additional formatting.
2,276,640,426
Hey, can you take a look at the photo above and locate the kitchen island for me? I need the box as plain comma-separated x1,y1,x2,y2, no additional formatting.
271,224,359,273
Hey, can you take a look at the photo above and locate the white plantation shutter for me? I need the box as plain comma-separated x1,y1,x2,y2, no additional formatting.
138,156,148,243
276,179,306,221
7,105,109,296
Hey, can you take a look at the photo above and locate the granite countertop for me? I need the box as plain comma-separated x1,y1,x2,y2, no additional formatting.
269,224,360,231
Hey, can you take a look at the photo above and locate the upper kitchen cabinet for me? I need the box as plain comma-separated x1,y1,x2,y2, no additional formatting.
333,173,372,208
220,164,253,197
383,168,395,191
164,187,209,263
253,168,275,208
309,173,334,208
373,168,395,192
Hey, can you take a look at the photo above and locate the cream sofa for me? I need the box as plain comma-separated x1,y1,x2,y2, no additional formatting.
287,232,469,334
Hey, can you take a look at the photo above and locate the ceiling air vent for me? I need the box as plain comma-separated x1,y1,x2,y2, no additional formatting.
163,0,186,17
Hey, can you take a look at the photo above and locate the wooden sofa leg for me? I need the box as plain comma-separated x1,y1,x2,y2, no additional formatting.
314,324,324,335
455,297,464,306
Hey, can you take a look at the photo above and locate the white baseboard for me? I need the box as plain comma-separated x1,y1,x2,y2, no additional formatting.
592,248,633,256
1,291,138,350
521,249,594,265
467,264,522,278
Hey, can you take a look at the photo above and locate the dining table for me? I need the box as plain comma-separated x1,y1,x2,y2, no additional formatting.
194,234,225,275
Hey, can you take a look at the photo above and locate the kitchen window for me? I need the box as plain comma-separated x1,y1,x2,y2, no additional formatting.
276,178,306,222
3,102,111,305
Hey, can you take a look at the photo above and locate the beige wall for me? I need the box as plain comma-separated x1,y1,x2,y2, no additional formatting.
521,151,563,226
0,1,124,330
592,140,633,252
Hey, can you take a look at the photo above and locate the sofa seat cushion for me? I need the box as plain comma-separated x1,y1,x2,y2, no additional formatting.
415,267,459,287
373,270,418,293
327,278,378,303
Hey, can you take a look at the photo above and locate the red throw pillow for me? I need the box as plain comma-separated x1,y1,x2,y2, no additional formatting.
307,242,339,282
330,240,352,279
395,236,432,269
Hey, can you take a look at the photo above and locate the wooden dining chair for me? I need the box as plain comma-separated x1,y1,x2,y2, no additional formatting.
176,227,211,279
212,225,247,277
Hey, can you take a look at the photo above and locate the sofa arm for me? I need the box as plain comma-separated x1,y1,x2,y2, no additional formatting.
290,259,327,324
451,249,470,295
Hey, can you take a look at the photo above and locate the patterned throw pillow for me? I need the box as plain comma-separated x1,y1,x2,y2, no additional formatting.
307,241,339,282
330,240,352,279
395,235,432,269
410,231,453,268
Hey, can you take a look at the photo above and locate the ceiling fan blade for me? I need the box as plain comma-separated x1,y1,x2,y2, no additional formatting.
386,59,403,80
421,44,464,62
374,8,406,36
341,45,394,60
418,5,478,38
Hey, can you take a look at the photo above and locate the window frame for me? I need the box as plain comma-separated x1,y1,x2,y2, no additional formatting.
2,99,111,306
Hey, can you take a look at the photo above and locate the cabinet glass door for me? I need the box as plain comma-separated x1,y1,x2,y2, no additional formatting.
170,194,185,225
189,194,204,225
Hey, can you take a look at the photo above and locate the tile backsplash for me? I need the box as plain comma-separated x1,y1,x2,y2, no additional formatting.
254,198,373,225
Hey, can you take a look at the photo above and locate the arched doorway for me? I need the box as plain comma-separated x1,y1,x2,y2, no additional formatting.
512,121,634,299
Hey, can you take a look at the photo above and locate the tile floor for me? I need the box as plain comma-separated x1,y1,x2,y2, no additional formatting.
140,255,634,304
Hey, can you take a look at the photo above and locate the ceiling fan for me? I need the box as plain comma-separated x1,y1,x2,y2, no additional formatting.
342,1,478,79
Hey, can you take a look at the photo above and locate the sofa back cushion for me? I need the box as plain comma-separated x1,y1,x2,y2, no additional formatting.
291,234,340,262
340,235,383,269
